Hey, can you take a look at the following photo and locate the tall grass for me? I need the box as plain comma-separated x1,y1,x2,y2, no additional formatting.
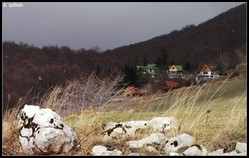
2,89,36,155
2,74,246,155
157,76,247,152
41,73,125,117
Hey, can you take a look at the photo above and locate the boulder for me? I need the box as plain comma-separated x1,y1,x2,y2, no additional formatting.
182,144,208,156
18,105,78,155
164,133,194,154
92,145,122,156
102,120,148,139
102,117,180,140
126,132,167,149
235,142,247,153
169,152,181,156
144,146,158,153
147,117,180,133
127,152,141,156
223,150,239,156
208,148,224,155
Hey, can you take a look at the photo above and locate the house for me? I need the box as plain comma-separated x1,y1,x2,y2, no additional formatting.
196,64,219,83
137,64,157,79
162,81,180,92
167,65,183,79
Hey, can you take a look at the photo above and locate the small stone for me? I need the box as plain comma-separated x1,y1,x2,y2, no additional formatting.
164,133,194,154
208,148,224,155
235,142,247,153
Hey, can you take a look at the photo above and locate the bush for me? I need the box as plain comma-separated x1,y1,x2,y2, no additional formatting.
41,73,125,117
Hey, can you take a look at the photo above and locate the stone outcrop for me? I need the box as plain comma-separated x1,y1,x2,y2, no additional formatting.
164,133,195,154
18,105,78,155
147,117,180,133
126,132,167,149
102,117,180,140
95,116,246,156
92,145,122,156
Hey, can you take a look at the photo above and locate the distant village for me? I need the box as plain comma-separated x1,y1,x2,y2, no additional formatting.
135,63,222,93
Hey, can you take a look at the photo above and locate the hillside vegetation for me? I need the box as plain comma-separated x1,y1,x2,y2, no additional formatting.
2,3,246,111
3,76,246,155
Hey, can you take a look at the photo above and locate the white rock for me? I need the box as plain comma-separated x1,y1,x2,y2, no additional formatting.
224,150,239,155
105,149,123,156
92,145,122,156
20,127,33,138
238,152,247,155
169,152,181,156
103,120,148,139
128,152,141,156
123,120,148,136
124,120,148,129
126,140,140,149
18,105,78,155
34,127,75,153
103,117,179,140
147,117,180,133
126,132,167,149
208,148,224,155
22,105,41,118
164,133,194,154
182,145,208,156
104,122,119,130
145,146,158,153
235,142,247,153
92,145,107,155
32,108,64,127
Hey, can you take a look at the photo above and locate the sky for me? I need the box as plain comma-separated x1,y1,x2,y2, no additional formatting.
2,2,245,51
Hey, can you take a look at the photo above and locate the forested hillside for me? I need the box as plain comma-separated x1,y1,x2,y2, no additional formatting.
2,3,246,111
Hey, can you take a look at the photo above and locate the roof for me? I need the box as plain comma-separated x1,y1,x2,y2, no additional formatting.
174,65,183,71
200,64,212,72
137,64,157,70
169,65,183,71
145,64,157,69
165,81,179,87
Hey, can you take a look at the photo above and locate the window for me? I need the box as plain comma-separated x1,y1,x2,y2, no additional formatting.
203,72,208,74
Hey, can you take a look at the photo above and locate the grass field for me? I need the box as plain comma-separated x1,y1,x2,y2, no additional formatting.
2,78,246,155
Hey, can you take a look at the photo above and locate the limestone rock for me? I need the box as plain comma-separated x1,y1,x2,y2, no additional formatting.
208,148,224,155
92,145,122,156
182,144,208,156
169,152,181,156
126,132,167,149
224,150,239,155
127,152,141,156
18,105,78,155
235,142,247,153
164,133,194,154
147,117,180,133
102,120,148,139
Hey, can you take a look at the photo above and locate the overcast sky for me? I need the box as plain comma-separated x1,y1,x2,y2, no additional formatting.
2,2,245,51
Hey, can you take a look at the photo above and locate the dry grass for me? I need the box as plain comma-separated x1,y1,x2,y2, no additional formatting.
2,74,246,155
40,73,125,117
2,94,32,155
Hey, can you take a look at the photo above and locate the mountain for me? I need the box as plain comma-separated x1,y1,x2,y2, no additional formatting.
2,3,246,111
103,3,246,69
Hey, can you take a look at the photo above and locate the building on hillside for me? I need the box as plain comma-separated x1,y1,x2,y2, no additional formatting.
137,64,157,79
162,81,180,92
167,65,183,79
195,64,219,83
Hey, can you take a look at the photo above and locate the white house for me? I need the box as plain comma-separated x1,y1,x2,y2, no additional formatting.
196,64,219,83
137,64,157,79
